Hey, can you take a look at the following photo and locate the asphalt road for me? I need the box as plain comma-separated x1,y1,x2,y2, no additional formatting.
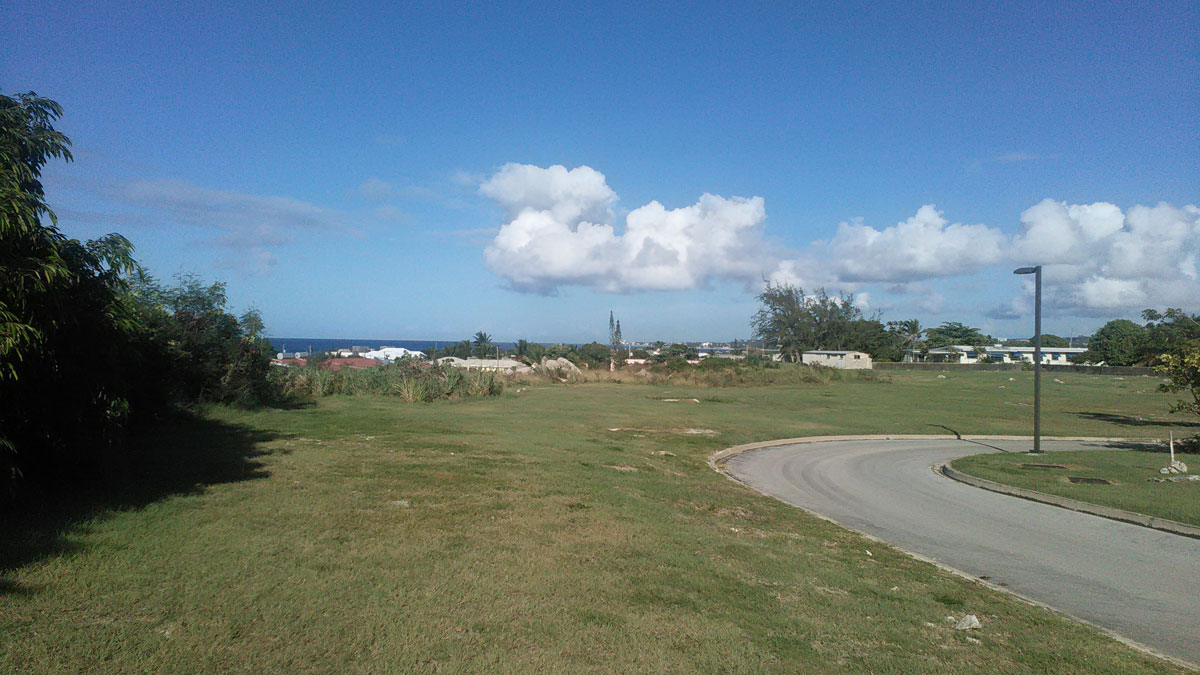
726,439,1200,666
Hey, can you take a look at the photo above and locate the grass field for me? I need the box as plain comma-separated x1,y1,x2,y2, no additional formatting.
1,370,1190,672
952,448,1200,527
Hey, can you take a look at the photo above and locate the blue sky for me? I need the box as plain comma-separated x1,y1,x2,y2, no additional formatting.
4,1,1197,343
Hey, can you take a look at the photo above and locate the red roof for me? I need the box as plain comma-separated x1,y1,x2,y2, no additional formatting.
323,357,383,371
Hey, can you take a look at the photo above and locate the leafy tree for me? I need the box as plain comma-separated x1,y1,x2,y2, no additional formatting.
127,274,277,406
1,91,146,488
1141,309,1200,364
1036,334,1070,348
525,342,547,362
438,340,472,359
471,331,494,359
853,319,903,361
1156,338,1200,422
925,322,991,348
887,319,925,349
575,342,611,369
663,343,699,360
1083,319,1146,366
0,92,281,494
751,283,864,362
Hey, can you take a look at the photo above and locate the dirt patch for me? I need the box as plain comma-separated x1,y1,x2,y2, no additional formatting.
715,506,753,519
607,427,718,436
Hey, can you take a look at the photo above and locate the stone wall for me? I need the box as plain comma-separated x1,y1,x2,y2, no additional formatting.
872,362,1156,376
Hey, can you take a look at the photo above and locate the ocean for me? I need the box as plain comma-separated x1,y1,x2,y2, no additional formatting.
267,338,516,356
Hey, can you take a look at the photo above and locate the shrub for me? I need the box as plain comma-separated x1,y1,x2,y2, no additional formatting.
278,360,505,402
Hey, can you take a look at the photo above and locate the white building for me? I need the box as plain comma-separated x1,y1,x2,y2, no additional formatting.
904,345,1087,365
802,350,873,369
363,346,426,361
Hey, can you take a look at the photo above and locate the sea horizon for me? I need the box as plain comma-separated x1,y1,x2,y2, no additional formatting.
267,337,520,355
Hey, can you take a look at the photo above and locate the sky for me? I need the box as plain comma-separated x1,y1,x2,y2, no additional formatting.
3,1,1198,343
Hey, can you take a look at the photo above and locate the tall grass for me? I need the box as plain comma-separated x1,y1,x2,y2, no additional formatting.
277,360,504,402
514,358,891,387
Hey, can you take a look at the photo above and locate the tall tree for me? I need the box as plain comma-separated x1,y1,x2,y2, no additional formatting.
1,92,142,488
1083,319,1146,366
751,283,864,362
925,322,990,348
471,331,494,359
1141,308,1200,364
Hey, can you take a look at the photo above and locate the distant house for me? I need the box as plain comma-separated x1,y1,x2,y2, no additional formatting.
363,347,426,361
802,350,872,369
904,345,1088,365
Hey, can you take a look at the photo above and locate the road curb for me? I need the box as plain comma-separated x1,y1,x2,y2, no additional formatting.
711,434,1198,671
709,434,1147,472
939,462,1200,540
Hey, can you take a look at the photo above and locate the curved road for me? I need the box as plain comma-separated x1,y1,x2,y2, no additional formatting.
726,439,1200,666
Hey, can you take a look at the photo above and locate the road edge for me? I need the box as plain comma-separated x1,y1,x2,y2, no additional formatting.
709,433,1145,472
710,435,1198,672
939,462,1200,540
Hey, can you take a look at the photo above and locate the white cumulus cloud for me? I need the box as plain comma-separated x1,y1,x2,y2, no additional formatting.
476,163,1200,317
481,164,774,293
830,204,1007,282
1012,199,1200,315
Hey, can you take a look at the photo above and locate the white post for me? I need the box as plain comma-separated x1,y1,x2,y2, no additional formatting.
1170,430,1175,463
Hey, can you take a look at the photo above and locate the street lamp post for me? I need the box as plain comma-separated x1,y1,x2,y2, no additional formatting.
1013,265,1042,454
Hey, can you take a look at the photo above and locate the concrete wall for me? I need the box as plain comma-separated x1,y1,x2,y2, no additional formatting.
873,362,1156,376
802,353,873,369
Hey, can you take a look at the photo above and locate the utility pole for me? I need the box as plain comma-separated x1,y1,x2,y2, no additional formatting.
1013,265,1042,453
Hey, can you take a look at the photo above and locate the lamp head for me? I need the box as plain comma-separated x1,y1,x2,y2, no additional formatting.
1013,266,1039,275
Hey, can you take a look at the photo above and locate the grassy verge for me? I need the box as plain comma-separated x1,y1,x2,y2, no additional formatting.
952,449,1200,527
0,371,1187,672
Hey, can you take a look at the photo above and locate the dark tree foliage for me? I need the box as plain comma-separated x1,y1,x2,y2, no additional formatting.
1156,338,1200,424
1140,309,1200,364
127,275,276,407
751,283,895,361
1,92,279,494
575,342,612,369
1,92,145,487
924,322,991,349
1036,334,1071,348
1083,319,1146,366
471,331,494,359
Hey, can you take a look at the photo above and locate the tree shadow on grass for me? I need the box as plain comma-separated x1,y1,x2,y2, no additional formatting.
1071,411,1200,429
0,412,289,593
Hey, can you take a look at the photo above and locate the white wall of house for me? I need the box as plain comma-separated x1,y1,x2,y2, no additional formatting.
905,346,1088,365
802,351,873,369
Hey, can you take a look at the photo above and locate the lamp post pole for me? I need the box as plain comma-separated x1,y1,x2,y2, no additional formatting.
1014,265,1042,453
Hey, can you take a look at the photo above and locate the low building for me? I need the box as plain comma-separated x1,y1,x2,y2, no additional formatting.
363,346,426,361
904,345,1088,365
802,350,873,369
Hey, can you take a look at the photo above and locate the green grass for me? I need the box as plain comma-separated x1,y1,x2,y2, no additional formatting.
952,449,1200,527
0,370,1189,672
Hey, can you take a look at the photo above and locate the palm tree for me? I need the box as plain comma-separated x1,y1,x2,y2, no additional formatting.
896,319,925,348
471,331,493,359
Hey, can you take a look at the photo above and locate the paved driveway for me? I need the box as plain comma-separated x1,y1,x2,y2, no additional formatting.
726,439,1200,666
